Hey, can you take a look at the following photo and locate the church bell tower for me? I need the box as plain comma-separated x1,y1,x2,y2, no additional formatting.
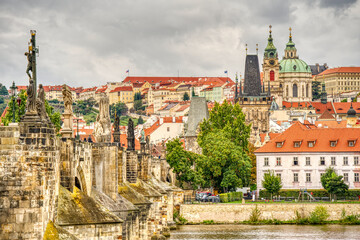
262,25,282,104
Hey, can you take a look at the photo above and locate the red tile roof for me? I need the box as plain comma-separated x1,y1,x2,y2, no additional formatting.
256,122,360,153
144,117,183,136
110,86,133,93
123,76,234,86
317,67,360,76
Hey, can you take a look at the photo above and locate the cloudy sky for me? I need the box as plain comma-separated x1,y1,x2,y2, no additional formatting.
0,0,359,88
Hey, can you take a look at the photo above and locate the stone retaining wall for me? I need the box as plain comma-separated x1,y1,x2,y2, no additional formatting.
180,203,360,223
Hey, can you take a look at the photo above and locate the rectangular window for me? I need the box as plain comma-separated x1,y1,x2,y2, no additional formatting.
355,173,359,182
331,157,336,166
320,157,325,166
293,157,298,166
308,141,314,147
276,173,281,179
354,156,359,166
264,157,269,166
344,173,349,182
306,157,311,166
167,127,170,132
306,173,311,182
343,157,349,165
320,173,324,179
276,157,281,166
293,173,299,182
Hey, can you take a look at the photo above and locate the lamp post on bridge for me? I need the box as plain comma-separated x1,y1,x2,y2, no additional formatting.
10,81,17,123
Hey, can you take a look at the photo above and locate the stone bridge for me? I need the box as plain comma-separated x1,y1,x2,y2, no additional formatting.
0,120,182,239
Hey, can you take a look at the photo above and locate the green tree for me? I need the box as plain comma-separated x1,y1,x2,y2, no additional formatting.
262,170,282,200
134,92,142,101
110,102,128,121
341,98,347,102
1,90,27,125
198,100,251,151
134,100,144,111
248,143,257,186
1,90,62,134
197,130,251,192
45,100,62,133
183,92,190,101
197,100,252,192
0,96,4,104
0,84,8,96
138,116,144,124
166,138,204,189
312,80,321,100
321,168,349,201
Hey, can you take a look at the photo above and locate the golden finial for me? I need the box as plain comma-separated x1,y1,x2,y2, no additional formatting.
289,27,292,38
269,25,272,34
245,43,248,55
256,44,258,55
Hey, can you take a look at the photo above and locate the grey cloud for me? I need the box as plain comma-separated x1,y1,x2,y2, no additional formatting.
0,0,359,88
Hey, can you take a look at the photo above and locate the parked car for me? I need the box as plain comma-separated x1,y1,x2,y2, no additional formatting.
195,192,212,202
203,195,220,203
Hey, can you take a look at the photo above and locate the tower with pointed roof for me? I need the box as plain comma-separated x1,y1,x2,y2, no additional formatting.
279,27,312,102
262,25,282,106
237,46,271,143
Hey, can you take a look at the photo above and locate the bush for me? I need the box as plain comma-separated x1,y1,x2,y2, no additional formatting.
259,189,360,199
219,192,242,203
249,205,261,222
219,193,229,203
309,206,329,224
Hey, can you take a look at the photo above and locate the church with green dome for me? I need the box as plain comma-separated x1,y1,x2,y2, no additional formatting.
279,28,313,102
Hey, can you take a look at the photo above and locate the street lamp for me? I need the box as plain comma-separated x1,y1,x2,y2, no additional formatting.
10,81,17,123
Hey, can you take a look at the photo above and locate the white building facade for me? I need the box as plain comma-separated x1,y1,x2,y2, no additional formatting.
256,122,360,190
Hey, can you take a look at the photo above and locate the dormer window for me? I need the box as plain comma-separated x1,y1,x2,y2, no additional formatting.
308,141,315,148
276,142,283,148
330,141,337,147
293,141,301,148
348,140,356,147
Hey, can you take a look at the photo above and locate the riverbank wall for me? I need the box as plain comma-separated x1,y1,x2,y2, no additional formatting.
180,203,360,223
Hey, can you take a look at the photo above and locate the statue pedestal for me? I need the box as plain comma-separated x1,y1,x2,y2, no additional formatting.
61,129,73,138
61,112,73,138
95,134,111,143
113,132,120,143
21,111,41,123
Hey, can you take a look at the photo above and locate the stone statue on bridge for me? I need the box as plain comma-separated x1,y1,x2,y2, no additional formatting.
60,84,74,138
36,84,50,122
127,118,135,151
62,84,73,114
25,51,33,79
26,78,36,113
94,93,111,142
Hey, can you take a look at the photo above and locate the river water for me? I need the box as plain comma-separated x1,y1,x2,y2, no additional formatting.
170,224,360,240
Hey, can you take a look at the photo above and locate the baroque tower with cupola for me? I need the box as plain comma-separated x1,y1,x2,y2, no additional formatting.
262,25,282,106
279,28,312,102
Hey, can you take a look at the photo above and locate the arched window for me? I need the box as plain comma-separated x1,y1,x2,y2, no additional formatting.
270,70,275,81
293,84,298,98
306,84,309,97
75,177,82,190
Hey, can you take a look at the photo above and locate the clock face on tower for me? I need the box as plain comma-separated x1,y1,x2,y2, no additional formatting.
269,60,275,66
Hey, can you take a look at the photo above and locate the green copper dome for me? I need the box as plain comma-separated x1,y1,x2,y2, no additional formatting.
279,58,311,73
